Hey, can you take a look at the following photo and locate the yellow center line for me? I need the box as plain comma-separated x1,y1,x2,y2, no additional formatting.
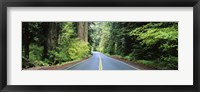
98,55,103,70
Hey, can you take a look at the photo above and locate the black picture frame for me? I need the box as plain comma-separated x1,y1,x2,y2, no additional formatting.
0,0,199,92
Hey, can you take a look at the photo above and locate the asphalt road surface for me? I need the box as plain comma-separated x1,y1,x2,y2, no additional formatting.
64,51,138,70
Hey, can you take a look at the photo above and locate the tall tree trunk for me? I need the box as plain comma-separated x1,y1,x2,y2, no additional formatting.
48,22,57,50
77,22,88,42
56,23,60,46
42,22,58,60
22,22,29,59
84,22,88,42
42,22,49,59
77,22,85,41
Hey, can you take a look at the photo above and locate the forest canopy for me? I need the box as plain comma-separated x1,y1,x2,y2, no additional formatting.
22,22,178,70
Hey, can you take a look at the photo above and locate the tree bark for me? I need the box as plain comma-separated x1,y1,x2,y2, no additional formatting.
42,22,59,59
48,22,57,50
42,22,49,59
56,23,60,46
23,22,29,59
77,22,88,42
84,22,88,42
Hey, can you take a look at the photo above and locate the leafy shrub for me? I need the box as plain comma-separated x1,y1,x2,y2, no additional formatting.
124,53,136,61
159,56,178,69
104,53,110,56
48,38,90,65
29,44,43,62
67,38,90,60
136,60,156,68
48,49,69,65
32,60,49,66
128,22,178,69
136,56,178,70
28,44,49,66
124,56,131,61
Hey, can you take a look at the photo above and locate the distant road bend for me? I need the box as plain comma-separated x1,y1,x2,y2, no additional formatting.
64,51,138,70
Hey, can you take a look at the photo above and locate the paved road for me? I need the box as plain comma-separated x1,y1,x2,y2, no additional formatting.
64,51,138,70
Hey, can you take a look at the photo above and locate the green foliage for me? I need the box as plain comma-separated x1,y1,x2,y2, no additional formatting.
22,22,91,68
124,53,136,61
159,56,178,69
135,57,178,70
129,22,178,69
89,22,108,51
91,22,178,70
48,48,69,65
23,21,178,70
48,38,90,65
136,60,156,68
28,44,49,66
29,44,43,62
67,38,90,60
47,22,90,65
124,56,132,61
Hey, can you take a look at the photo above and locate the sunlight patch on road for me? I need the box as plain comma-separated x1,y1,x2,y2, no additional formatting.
98,55,103,70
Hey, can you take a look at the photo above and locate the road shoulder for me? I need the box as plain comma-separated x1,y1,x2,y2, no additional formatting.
109,56,156,70
24,56,92,70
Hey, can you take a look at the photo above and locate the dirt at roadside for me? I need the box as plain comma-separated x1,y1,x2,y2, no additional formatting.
24,56,91,70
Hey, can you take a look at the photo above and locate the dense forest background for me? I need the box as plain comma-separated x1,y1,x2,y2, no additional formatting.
22,22,178,70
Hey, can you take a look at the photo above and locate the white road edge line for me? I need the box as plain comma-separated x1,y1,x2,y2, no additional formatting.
100,53,140,70
114,59,140,70
101,53,140,70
